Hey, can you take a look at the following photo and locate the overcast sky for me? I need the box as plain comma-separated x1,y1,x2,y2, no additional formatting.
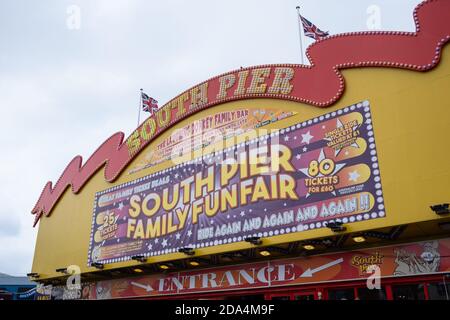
0,0,422,276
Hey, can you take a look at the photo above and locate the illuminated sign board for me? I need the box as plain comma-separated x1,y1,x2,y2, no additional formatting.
85,238,448,299
31,0,449,227
88,101,385,264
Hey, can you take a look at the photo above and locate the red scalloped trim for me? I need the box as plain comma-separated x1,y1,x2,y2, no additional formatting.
31,0,450,226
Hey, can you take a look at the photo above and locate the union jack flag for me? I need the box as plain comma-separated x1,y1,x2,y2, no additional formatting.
141,92,158,113
299,14,329,41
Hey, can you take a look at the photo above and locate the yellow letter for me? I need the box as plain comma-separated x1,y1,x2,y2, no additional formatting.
217,74,235,100
246,68,271,94
279,174,299,200
162,184,179,211
192,198,204,224
134,219,145,239
156,105,171,127
221,162,238,187
221,184,238,212
126,130,141,156
128,195,141,218
240,179,254,206
145,216,161,238
268,67,294,94
171,92,189,118
271,144,295,173
175,205,190,230
251,176,270,202
140,118,156,141
195,166,215,198
127,219,136,238
234,70,249,96
142,193,161,217
180,176,195,204
191,82,209,109
205,192,220,217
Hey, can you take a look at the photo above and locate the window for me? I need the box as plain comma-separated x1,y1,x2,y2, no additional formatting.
327,288,355,300
0,289,13,300
357,287,386,300
270,295,291,301
427,282,450,300
225,294,265,300
392,284,425,300
294,294,315,300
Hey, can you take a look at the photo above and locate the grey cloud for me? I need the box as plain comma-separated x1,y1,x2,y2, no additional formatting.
0,212,21,237
0,0,423,275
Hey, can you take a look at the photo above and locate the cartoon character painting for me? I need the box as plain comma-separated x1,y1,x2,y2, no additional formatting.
96,281,112,300
394,241,440,276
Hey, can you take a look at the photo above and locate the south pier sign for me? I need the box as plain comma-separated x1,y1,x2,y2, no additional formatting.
88,101,385,264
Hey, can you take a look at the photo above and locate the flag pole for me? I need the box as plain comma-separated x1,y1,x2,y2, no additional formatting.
137,88,143,127
296,6,305,65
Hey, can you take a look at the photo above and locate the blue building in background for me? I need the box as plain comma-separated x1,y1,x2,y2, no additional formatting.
0,273,36,300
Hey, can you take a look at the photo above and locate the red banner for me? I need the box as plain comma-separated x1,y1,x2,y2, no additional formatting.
31,0,450,227
87,102,384,265
85,238,450,299
128,108,296,174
